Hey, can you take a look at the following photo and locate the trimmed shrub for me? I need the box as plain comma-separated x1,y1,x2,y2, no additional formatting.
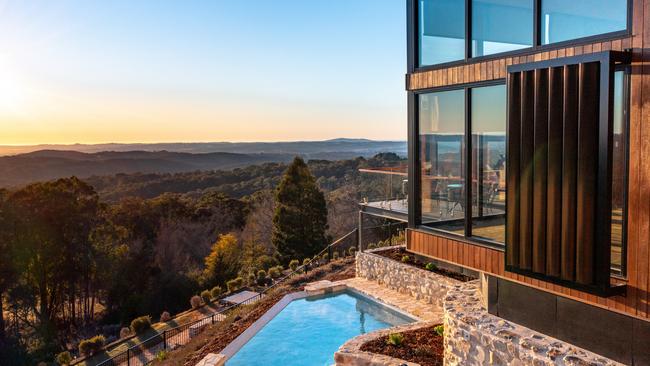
367,243,377,249
247,272,256,286
434,324,444,337
160,311,171,322
156,350,168,361
289,259,300,271
190,295,202,309
56,351,72,366
256,270,267,286
401,255,410,263
130,315,152,335
349,247,357,257
425,262,437,271
119,327,131,339
226,279,239,293
268,267,281,279
210,286,222,299
303,258,311,266
78,335,105,356
201,290,212,304
387,333,404,346
332,251,339,260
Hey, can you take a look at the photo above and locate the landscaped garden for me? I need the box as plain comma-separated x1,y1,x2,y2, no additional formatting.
360,325,444,366
372,246,473,282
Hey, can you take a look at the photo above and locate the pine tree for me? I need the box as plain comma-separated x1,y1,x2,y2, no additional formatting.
272,157,329,263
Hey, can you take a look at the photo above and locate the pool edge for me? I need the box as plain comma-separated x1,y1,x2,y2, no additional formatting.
219,285,420,364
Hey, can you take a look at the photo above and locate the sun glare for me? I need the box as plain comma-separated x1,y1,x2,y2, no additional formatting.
0,56,28,115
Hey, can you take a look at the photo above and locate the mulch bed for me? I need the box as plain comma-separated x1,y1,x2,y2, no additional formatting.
157,258,357,366
360,325,444,366
373,247,473,282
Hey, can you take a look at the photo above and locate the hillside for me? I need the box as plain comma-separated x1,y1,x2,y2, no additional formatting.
0,138,406,157
0,150,296,187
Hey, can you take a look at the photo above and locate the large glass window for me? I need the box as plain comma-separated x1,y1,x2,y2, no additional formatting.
541,0,628,45
418,0,465,66
611,69,628,275
419,90,466,233
471,85,506,243
472,0,533,57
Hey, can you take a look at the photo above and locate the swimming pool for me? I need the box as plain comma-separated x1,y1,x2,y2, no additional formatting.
226,290,414,366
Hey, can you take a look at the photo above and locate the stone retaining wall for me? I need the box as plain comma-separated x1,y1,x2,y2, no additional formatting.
334,321,436,366
356,246,462,307
444,282,623,366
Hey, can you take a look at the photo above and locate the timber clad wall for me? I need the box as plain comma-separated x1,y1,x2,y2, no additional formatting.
406,0,650,322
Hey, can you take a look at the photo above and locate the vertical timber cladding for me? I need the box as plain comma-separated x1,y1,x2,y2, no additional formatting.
505,51,630,295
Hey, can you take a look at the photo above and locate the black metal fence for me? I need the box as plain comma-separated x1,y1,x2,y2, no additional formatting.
359,212,407,251
91,229,358,366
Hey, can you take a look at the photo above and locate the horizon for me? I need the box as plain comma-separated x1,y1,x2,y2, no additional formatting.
0,0,406,145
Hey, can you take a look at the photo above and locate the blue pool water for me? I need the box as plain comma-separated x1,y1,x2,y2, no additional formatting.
227,290,414,366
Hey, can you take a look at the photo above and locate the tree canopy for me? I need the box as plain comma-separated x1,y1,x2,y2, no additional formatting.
272,157,329,263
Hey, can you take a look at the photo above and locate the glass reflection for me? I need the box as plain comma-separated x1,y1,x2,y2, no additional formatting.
541,0,627,45
472,0,533,57
611,70,627,274
419,0,465,66
470,85,506,243
419,90,466,233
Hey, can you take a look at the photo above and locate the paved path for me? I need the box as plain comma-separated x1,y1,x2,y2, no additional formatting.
341,277,443,322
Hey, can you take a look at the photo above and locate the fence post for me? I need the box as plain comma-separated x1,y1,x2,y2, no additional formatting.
328,244,332,263
211,314,215,325
163,330,167,350
127,349,130,366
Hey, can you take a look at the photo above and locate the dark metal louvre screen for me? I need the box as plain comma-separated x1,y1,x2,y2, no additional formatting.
505,51,629,296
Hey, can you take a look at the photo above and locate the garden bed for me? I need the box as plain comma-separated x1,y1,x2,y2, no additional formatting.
360,325,444,366
373,247,472,282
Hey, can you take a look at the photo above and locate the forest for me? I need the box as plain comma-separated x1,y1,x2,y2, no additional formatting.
0,153,404,364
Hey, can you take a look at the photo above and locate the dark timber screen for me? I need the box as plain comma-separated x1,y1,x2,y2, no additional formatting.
505,51,629,296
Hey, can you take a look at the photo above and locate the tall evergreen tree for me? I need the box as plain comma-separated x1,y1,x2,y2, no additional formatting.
272,157,329,263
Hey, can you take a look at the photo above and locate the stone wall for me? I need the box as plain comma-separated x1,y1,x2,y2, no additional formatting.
356,246,462,307
443,282,623,366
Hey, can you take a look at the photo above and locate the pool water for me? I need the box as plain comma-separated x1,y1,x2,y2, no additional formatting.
227,291,414,366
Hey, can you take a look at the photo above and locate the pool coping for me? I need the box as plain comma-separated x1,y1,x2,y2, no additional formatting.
218,283,420,363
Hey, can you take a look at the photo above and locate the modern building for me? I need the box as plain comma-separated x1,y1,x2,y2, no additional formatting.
389,0,648,364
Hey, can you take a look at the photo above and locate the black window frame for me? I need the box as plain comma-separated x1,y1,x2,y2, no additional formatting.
408,0,633,73
409,79,507,251
407,60,631,277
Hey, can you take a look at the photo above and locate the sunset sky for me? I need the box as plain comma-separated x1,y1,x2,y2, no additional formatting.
0,0,406,145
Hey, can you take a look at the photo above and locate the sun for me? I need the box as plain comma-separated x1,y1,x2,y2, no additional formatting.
0,56,28,115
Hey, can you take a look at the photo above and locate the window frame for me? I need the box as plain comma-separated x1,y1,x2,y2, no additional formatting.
408,0,633,72
407,63,631,277
409,79,507,251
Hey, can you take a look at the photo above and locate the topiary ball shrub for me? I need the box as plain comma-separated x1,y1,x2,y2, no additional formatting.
268,267,281,279
190,295,202,309
332,251,339,260
247,272,256,286
368,243,377,249
256,270,267,286
289,259,299,272
119,327,131,339
401,255,410,263
226,279,239,293
201,290,212,304
56,351,72,366
425,262,437,271
386,332,404,346
234,277,244,289
78,335,106,356
210,286,222,299
349,247,357,257
434,324,444,337
130,315,152,335
160,311,171,322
